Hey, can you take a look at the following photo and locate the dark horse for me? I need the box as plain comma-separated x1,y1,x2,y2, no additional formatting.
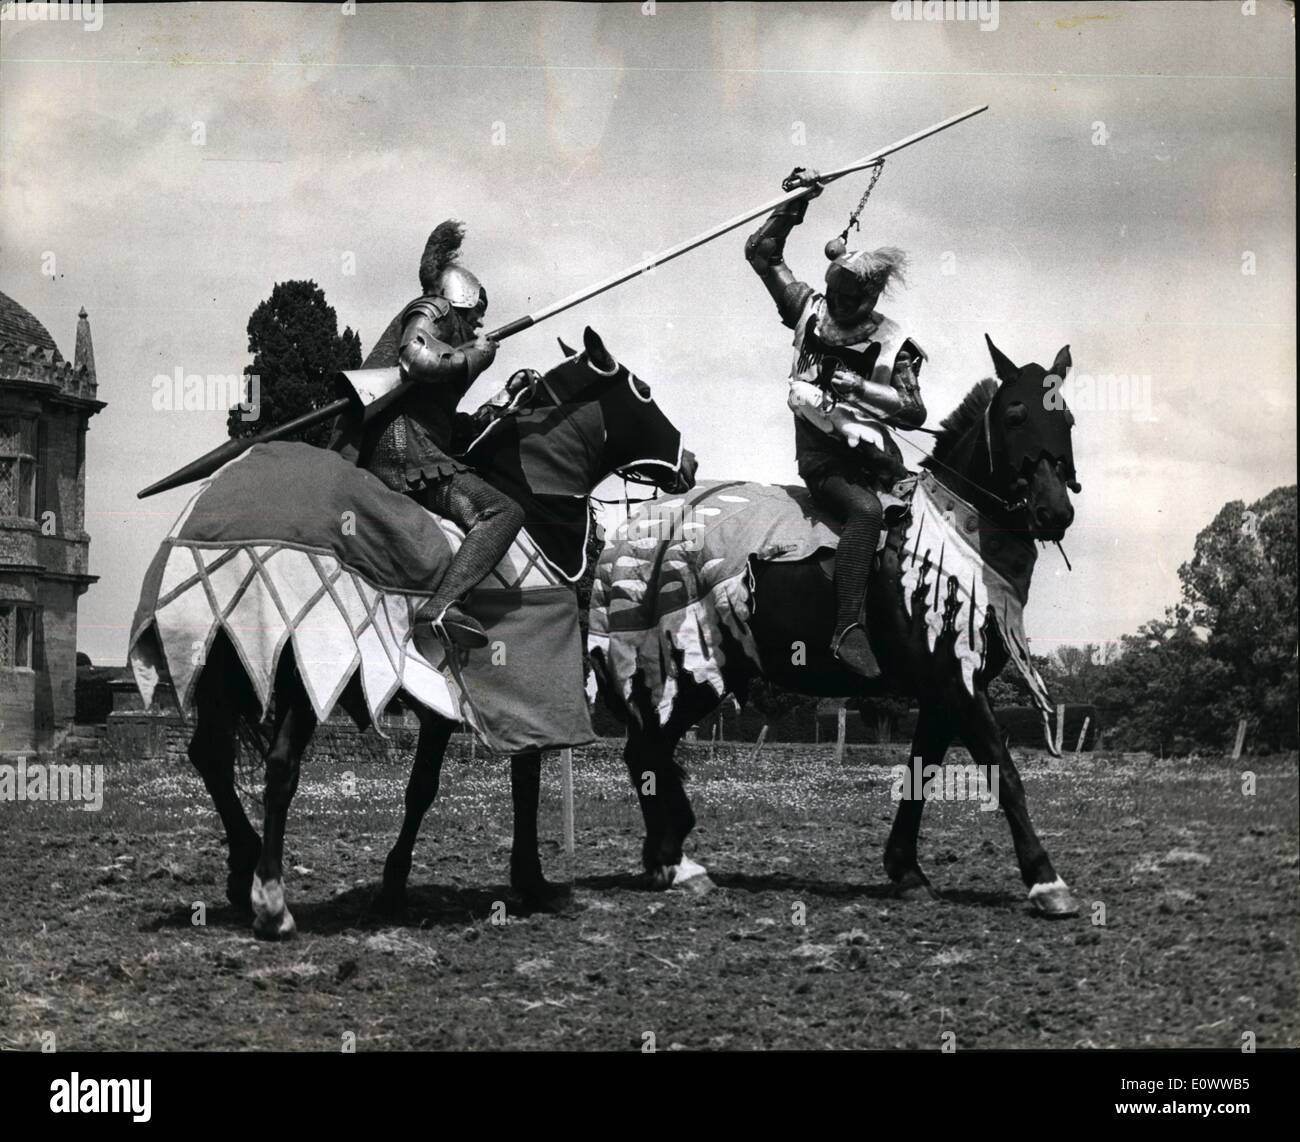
586,336,1082,917
184,328,695,937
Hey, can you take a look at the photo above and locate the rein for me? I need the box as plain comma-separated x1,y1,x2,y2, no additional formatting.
895,423,1025,517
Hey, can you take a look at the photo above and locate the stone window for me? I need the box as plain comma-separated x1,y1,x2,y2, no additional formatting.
0,603,39,669
0,416,37,519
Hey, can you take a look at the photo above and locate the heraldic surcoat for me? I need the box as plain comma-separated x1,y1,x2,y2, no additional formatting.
786,293,927,484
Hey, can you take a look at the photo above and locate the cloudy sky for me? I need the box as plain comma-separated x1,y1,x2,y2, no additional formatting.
1,1,1294,665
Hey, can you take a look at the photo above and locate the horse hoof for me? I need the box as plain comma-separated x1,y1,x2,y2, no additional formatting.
891,869,938,903
670,857,714,895
511,857,573,911
251,875,297,940
645,867,673,892
1028,878,1079,918
252,905,297,940
897,883,939,903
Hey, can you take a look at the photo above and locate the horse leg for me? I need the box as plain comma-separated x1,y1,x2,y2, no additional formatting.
962,694,1079,917
657,741,710,893
250,684,317,940
626,726,707,893
188,674,261,912
378,712,454,917
508,750,569,910
625,728,667,886
883,702,952,901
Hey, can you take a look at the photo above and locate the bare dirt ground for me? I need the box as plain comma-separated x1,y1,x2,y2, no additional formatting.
2,742,1296,1051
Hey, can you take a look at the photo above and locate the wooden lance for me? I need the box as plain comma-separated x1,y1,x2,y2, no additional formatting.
139,105,988,498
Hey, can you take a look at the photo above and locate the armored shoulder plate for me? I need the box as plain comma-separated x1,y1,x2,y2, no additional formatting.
898,335,927,364
401,295,453,327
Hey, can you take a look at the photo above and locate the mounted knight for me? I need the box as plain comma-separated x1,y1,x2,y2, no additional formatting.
745,166,928,679
328,220,522,652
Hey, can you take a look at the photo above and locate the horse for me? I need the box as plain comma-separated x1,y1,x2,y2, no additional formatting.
148,327,695,938
584,335,1083,917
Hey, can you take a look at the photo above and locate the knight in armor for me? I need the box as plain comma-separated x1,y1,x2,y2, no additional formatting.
745,169,927,679
330,220,524,649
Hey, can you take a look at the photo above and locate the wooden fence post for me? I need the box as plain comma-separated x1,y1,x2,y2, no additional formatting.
1055,704,1066,755
560,747,576,882
1075,716,1091,756
748,725,769,765
835,706,847,765
1231,719,1248,761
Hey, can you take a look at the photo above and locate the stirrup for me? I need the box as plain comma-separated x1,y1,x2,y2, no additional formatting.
831,623,882,680
830,622,863,656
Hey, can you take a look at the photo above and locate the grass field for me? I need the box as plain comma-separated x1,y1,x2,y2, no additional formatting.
1,742,1296,1050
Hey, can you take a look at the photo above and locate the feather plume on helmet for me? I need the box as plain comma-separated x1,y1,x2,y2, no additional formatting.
825,245,909,298
418,220,485,310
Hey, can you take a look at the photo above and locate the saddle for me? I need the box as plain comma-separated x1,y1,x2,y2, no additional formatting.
761,476,916,565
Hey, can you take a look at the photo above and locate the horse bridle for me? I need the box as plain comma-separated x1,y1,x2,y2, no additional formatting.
505,359,686,505
982,402,1029,514
981,397,1081,509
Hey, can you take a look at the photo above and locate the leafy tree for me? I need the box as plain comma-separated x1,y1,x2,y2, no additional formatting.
1092,612,1235,754
1177,485,1298,751
1036,643,1110,705
1095,486,1297,754
228,280,362,448
986,662,1034,707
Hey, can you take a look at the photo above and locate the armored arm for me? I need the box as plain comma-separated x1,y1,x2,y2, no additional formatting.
399,297,497,387
834,343,927,427
745,177,820,330
890,339,927,428
834,375,907,417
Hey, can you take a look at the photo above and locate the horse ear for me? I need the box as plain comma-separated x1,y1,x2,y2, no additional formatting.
985,334,1018,383
583,326,616,372
1051,344,1072,378
557,336,576,358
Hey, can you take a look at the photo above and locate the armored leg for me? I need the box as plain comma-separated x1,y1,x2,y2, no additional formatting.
811,471,884,679
411,472,526,647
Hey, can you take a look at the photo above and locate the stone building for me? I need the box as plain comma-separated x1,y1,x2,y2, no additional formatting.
0,291,104,753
